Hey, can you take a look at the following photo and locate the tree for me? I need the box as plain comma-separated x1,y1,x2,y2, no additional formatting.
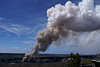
66,52,80,67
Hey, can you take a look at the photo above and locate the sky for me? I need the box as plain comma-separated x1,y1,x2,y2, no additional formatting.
0,0,100,54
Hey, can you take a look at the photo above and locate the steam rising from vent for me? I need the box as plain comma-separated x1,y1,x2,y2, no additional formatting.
22,0,100,62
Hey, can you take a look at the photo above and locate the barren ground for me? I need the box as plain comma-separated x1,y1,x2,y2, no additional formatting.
0,62,68,67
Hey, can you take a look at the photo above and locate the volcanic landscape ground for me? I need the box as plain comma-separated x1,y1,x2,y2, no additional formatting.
0,53,94,67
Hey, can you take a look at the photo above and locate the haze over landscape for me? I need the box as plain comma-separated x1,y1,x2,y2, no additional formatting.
0,0,100,55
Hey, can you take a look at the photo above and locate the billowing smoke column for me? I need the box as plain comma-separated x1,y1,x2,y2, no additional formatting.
22,28,60,62
22,0,100,62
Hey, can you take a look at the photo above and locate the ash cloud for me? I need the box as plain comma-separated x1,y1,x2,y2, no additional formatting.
47,0,100,31
22,0,100,62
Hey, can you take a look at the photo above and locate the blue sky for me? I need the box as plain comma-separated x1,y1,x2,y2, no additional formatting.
0,0,100,54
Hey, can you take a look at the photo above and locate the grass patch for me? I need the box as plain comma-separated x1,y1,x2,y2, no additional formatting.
80,58,93,65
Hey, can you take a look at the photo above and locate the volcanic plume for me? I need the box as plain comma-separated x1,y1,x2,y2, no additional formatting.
22,0,100,62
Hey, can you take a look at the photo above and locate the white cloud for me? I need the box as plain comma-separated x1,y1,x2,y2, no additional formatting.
13,37,18,39
0,24,34,36
24,48,27,50
12,47,18,49
28,37,35,39
22,41,34,44
0,17,5,20
0,48,30,53
0,23,47,36
51,30,100,54
12,40,20,42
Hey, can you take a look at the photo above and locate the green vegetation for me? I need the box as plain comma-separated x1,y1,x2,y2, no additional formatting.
80,58,93,65
66,52,80,67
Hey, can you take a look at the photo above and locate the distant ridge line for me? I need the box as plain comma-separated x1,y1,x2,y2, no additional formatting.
0,53,95,55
